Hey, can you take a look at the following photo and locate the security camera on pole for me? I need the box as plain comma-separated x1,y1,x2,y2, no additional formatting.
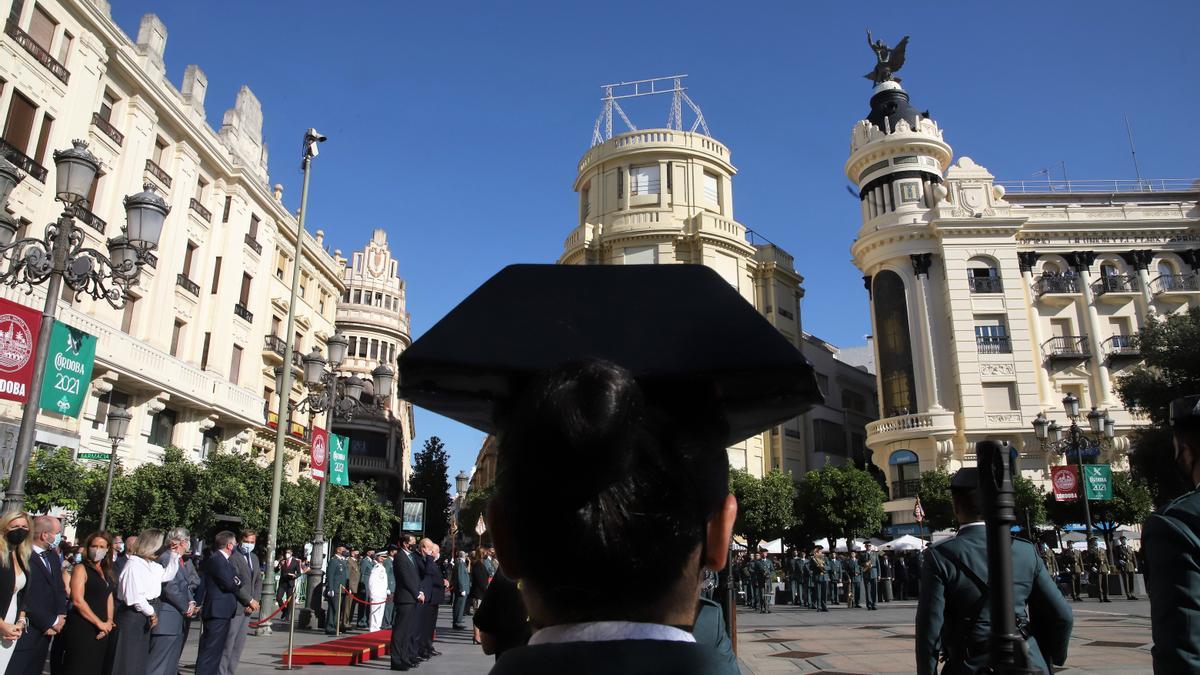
258,129,326,635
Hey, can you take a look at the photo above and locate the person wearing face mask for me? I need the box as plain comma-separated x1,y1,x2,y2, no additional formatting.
0,511,32,673
148,528,196,675
220,530,262,675
1143,395,1200,672
276,548,302,622
7,515,68,675
57,531,116,675
112,535,135,578
112,529,177,674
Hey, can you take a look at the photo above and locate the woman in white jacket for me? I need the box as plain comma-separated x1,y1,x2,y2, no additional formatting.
367,551,390,631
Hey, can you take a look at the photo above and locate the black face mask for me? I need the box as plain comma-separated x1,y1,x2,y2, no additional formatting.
6,528,28,547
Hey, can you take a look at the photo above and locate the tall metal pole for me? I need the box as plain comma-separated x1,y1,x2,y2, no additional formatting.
99,437,119,531
4,213,73,512
1071,422,1094,542
304,398,334,625
259,150,315,635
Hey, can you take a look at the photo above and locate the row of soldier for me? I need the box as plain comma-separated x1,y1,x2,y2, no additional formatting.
734,544,916,613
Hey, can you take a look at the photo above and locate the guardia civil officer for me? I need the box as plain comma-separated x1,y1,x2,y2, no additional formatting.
1142,395,1200,672
808,546,828,612
396,264,821,675
915,468,1073,675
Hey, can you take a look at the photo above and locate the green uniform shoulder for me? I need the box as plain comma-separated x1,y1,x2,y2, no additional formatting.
1161,488,1200,517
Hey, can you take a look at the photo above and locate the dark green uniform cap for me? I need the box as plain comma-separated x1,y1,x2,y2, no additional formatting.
398,264,823,444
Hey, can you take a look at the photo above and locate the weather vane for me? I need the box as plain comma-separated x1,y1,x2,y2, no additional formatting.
864,30,909,85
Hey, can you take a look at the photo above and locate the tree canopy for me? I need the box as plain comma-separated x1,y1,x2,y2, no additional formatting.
794,463,886,542
1116,306,1200,506
912,467,1045,533
409,437,452,545
729,469,796,547
1043,470,1152,540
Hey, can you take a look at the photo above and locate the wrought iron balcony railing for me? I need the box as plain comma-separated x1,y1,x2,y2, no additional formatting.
175,273,200,296
243,233,262,255
4,20,69,84
75,206,106,234
1104,335,1140,359
1033,275,1078,296
189,198,212,222
90,112,124,146
891,479,920,500
976,335,1012,354
233,302,253,323
1092,274,1139,296
263,335,287,357
969,276,1004,294
1043,335,1090,360
1151,273,1200,294
145,159,173,188
0,137,48,182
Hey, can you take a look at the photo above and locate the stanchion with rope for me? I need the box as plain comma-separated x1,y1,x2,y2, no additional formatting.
256,595,302,671
343,589,390,606
250,594,293,629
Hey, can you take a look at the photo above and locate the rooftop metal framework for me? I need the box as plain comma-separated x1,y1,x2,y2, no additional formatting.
591,75,711,147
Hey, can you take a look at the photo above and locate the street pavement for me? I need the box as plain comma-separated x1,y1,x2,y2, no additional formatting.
180,604,494,674
176,597,1153,674
733,596,1153,674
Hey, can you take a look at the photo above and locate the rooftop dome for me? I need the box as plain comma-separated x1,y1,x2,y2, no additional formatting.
866,82,927,134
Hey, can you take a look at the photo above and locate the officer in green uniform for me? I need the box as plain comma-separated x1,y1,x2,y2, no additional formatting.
1038,543,1058,577
846,552,864,608
324,544,350,635
1113,536,1137,599
762,554,777,613
862,544,880,610
826,552,842,606
1143,394,1200,672
915,468,1073,675
746,553,762,611
809,546,828,612
1083,538,1111,602
797,551,810,607
1065,546,1084,601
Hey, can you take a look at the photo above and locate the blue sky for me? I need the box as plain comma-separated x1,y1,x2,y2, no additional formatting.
113,1,1200,479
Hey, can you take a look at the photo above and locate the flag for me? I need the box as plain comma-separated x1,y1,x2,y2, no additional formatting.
913,496,925,523
310,426,328,480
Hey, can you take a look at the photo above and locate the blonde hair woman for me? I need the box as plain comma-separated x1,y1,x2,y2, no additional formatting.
0,510,32,672
112,528,177,673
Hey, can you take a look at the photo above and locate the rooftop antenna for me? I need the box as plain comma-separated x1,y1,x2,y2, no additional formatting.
1124,114,1146,190
591,75,711,146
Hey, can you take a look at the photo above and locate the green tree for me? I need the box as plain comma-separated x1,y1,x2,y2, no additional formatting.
1116,306,1200,506
795,464,886,545
21,447,108,524
457,483,496,548
915,468,955,532
323,480,399,548
105,446,207,536
729,469,796,548
1013,474,1048,534
409,437,452,544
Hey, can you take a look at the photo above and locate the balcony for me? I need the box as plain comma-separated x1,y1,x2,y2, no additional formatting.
189,198,212,222
175,273,200,296
1151,272,1200,296
0,137,48,183
1104,335,1140,361
76,206,106,234
142,251,158,269
5,20,69,84
1092,274,1139,299
1043,335,1090,361
969,276,1004,294
1033,274,1078,297
865,410,957,447
144,159,172,188
233,302,253,323
976,335,1012,354
243,233,262,255
891,479,920,500
90,112,124,146
262,335,286,365
266,411,309,442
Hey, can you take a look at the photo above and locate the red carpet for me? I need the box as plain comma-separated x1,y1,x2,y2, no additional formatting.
283,629,392,666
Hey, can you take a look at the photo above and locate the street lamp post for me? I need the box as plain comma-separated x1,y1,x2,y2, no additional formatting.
1031,393,1117,543
98,405,131,531
0,142,166,513
293,332,393,627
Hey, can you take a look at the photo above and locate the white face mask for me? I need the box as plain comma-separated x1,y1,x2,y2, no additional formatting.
90,548,107,562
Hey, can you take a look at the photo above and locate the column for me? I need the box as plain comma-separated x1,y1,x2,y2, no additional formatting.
1067,252,1113,405
910,254,943,411
1017,253,1052,405
1120,250,1155,319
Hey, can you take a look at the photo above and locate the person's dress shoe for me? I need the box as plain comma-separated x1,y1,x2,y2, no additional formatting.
428,650,442,656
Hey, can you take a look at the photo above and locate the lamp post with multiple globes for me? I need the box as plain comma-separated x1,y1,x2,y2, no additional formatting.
1031,393,1117,542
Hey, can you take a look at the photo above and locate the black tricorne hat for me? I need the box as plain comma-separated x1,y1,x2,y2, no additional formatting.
950,467,979,491
398,264,822,444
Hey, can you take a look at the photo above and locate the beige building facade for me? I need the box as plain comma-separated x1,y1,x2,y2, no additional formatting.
331,229,414,499
0,0,342,479
846,79,1200,529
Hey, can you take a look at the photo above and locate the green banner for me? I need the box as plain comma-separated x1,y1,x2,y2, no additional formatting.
329,433,350,486
40,322,96,418
1082,464,1112,500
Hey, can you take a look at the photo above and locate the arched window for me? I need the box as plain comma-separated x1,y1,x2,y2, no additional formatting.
873,270,917,417
888,449,920,497
1099,261,1119,278
967,256,1002,293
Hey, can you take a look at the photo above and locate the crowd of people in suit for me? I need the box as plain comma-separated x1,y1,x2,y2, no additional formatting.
0,515,264,675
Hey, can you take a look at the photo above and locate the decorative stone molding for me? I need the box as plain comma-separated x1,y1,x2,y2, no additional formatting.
980,363,1015,377
1119,249,1154,271
198,415,218,432
1063,251,1096,272
146,395,169,414
1181,249,1200,271
986,413,1022,426
1017,251,1040,273
910,253,933,277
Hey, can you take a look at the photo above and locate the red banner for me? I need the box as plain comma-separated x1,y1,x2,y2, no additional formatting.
1052,465,1079,501
0,298,42,403
310,426,328,480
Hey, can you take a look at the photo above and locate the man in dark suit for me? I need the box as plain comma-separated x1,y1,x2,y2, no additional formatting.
196,531,242,675
8,515,67,675
915,468,1073,675
276,548,303,621
389,534,425,671
149,527,199,675
221,530,263,675
421,542,447,659
412,539,436,660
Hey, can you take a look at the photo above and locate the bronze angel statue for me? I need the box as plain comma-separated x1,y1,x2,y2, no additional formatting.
865,31,909,85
